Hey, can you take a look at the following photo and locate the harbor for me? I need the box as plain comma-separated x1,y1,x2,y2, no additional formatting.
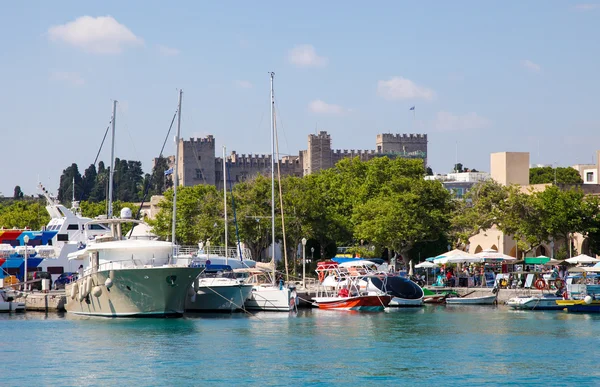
3,305,599,385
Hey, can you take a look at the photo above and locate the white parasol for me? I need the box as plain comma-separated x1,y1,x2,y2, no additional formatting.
434,249,482,264
564,254,600,264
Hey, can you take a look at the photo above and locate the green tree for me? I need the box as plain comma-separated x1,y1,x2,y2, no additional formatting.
57,163,83,204
449,180,509,248
13,185,24,200
529,166,583,184
0,200,49,229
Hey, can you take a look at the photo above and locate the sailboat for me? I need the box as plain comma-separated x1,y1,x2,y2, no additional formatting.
64,96,204,317
242,72,297,312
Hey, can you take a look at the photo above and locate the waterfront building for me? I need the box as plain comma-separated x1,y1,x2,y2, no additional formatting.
425,171,490,198
468,151,600,259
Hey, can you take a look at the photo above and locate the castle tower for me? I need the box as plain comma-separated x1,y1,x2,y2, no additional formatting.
177,136,216,186
305,131,333,175
376,133,428,166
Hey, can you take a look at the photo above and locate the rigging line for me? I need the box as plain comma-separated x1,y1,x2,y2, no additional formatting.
274,107,289,283
93,119,113,166
275,101,291,160
227,159,244,261
128,107,179,235
159,110,178,157
117,104,140,162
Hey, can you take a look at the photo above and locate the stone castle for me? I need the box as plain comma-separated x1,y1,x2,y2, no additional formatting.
158,131,427,190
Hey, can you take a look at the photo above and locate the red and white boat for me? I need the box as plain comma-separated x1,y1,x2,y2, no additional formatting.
313,295,392,311
312,261,391,311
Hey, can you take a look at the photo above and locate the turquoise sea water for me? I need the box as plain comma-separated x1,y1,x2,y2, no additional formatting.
1,306,599,386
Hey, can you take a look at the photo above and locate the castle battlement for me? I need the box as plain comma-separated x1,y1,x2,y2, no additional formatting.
333,149,375,156
183,135,215,144
377,133,427,142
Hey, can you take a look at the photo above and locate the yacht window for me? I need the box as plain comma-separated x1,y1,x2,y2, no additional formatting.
67,224,79,230
90,224,108,230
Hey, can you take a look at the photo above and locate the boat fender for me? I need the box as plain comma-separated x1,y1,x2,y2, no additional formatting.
584,295,593,305
78,281,85,302
563,291,568,300
92,286,102,297
318,271,325,283
104,278,113,289
187,287,196,297
190,293,197,303
86,277,93,294
534,279,546,290
71,283,78,300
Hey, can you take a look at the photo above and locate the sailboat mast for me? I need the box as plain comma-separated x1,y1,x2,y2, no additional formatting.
270,72,276,284
223,146,228,265
72,176,75,204
172,89,183,247
108,100,117,218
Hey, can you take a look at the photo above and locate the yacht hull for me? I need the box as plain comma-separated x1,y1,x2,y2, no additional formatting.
65,267,203,317
313,295,392,311
186,284,253,312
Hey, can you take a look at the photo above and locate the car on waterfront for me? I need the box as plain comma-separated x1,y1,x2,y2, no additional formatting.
27,271,53,291
53,272,78,290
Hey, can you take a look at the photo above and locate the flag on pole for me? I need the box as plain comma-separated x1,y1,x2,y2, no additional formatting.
164,168,173,176
409,106,415,111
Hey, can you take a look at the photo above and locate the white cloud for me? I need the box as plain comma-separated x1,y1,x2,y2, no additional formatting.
156,44,180,56
377,76,435,100
288,44,328,67
234,80,253,89
47,15,143,54
521,59,541,72
50,71,85,86
575,4,600,10
308,99,348,115
432,111,491,132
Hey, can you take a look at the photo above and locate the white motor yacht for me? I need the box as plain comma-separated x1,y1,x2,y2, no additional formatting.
64,209,203,317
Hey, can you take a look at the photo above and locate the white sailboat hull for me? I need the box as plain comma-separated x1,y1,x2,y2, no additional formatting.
446,295,497,305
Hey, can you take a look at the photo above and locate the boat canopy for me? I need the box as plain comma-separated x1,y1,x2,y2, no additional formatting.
524,256,550,264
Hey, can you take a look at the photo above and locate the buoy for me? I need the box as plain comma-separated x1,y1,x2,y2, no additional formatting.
187,287,196,297
105,278,113,289
584,295,593,305
71,283,78,300
92,286,102,297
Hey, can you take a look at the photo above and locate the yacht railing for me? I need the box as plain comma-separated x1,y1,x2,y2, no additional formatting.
177,245,253,260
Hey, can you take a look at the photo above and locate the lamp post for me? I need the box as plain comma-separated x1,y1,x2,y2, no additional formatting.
311,247,314,263
23,235,29,291
206,240,211,266
301,238,307,288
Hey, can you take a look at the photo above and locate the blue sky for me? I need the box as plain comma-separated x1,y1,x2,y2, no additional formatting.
1,1,599,196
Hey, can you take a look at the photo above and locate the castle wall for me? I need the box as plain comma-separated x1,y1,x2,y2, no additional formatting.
375,133,428,166
178,136,216,187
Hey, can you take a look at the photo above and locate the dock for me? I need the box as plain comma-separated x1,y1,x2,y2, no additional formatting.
15,290,66,312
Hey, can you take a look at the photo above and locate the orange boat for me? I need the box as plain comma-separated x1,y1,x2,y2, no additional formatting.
313,295,392,311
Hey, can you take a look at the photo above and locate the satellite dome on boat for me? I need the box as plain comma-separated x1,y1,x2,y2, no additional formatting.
120,207,132,219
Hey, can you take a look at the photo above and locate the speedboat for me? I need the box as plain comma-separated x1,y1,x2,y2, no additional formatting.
236,268,297,312
64,210,203,317
506,294,563,310
185,265,253,312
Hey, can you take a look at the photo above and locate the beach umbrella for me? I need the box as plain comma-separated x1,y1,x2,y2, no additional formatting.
475,248,516,262
567,266,587,273
415,261,437,268
434,249,482,264
564,254,599,264
543,258,563,266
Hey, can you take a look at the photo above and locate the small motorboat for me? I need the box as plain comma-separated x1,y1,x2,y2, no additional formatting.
506,294,563,310
445,294,497,305
556,297,600,313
